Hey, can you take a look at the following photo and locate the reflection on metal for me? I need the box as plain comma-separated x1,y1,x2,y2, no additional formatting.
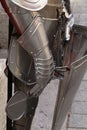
8,10,58,93
11,0,48,11
8,37,36,85
52,25,87,130
65,14,74,40
2,0,87,129
52,55,87,130
6,91,27,121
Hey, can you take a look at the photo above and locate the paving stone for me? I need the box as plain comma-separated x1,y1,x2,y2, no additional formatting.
83,71,87,80
73,14,81,25
72,6,87,14
71,101,87,114
31,79,59,130
74,90,87,102
0,59,6,78
71,0,87,14
68,128,87,130
69,114,87,128
71,0,87,26
0,49,8,59
78,14,87,26
79,81,87,91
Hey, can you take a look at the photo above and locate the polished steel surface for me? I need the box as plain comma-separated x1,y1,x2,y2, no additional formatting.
8,15,55,96
6,0,33,33
3,0,87,130
8,17,58,86
6,91,27,121
8,38,36,85
52,25,87,130
52,55,87,130
11,0,48,11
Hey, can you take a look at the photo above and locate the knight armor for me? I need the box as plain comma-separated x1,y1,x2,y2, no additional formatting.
1,0,76,130
11,0,48,11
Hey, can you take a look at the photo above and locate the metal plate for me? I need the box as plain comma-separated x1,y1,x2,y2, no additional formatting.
52,55,87,130
8,38,36,85
11,0,48,11
6,91,27,121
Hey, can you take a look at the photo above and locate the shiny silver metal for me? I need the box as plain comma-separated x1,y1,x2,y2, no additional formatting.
8,38,36,85
6,91,27,121
52,25,87,130
11,0,48,11
6,1,87,130
8,0,36,32
8,15,55,96
52,55,87,130
62,1,74,40
65,14,74,40
8,1,58,94
8,19,58,86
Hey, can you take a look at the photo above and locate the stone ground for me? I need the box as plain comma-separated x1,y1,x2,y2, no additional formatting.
0,6,8,49
0,0,87,130
0,60,7,130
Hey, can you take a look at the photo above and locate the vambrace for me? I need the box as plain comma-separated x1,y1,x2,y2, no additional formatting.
17,15,54,96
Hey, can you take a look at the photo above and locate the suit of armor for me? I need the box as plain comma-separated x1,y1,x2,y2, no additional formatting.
6,0,74,96
1,1,87,130
1,0,74,130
